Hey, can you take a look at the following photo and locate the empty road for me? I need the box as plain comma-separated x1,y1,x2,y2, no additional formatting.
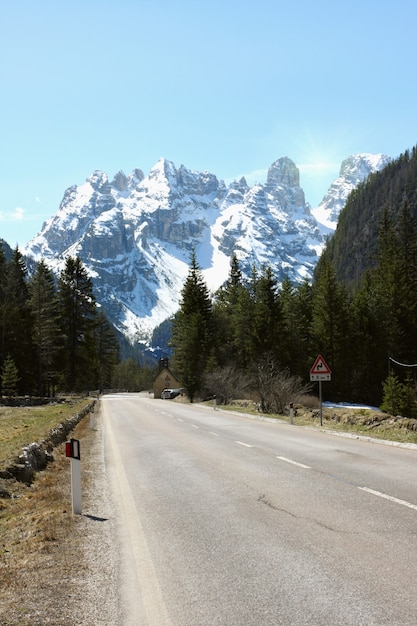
101,393,417,625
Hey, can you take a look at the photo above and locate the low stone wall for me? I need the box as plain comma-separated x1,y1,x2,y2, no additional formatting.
3,400,96,485
0,396,67,407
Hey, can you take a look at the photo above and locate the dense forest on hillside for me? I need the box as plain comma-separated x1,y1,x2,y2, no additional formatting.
325,146,417,286
170,149,417,413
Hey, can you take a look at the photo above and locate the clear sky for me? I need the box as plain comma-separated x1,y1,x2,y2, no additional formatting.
1,0,416,247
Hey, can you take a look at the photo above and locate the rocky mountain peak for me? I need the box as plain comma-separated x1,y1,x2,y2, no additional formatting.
111,170,128,191
149,158,178,182
87,170,109,191
311,153,391,229
339,153,391,183
267,157,300,187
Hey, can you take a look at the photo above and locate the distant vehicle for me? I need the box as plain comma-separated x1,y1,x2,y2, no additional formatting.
161,388,182,399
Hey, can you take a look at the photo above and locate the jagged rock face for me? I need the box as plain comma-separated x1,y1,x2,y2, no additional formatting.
22,154,389,344
267,157,300,187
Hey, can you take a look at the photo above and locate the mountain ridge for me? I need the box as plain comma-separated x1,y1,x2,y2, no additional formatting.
22,153,389,345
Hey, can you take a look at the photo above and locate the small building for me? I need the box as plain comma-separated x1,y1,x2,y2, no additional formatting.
153,358,182,399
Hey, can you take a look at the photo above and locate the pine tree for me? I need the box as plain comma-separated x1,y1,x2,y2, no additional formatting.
1,354,19,397
380,372,408,416
111,358,146,391
28,260,62,395
171,250,214,402
372,208,402,355
213,253,250,368
350,275,387,404
394,200,417,361
0,244,7,366
251,265,284,362
280,276,314,377
92,310,120,390
311,253,352,397
58,256,97,391
293,278,314,374
2,248,33,393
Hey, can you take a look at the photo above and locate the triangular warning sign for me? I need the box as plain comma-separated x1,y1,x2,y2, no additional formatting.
310,354,331,375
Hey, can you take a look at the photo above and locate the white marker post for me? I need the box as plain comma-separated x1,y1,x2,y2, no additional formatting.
66,438,82,515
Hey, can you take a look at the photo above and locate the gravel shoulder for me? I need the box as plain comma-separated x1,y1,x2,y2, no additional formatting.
0,403,120,626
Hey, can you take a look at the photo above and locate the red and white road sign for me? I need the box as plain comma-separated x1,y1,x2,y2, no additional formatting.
310,354,331,381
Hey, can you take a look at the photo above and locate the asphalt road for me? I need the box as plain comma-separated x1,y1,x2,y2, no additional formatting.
101,393,417,625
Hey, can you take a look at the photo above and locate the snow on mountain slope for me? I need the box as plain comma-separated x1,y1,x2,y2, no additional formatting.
22,154,389,344
311,153,391,229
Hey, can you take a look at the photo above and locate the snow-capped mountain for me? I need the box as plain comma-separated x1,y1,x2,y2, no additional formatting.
311,153,391,229
23,154,389,345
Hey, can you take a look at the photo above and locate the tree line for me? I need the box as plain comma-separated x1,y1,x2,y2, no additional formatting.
0,249,120,395
171,200,417,416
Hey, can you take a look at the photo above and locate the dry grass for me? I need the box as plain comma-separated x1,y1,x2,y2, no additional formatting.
289,405,417,444
0,402,96,625
0,398,92,467
212,399,417,445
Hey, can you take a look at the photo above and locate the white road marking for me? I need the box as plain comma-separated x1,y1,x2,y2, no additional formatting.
105,408,172,626
177,418,183,422
209,431,219,437
276,456,311,469
235,441,253,448
191,424,199,429
359,486,417,511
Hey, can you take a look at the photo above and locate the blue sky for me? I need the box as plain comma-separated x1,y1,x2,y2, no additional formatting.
1,0,416,247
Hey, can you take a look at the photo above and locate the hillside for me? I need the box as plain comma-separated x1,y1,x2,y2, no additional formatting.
324,147,417,287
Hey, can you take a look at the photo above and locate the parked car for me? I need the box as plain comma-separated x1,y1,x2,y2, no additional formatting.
161,388,182,399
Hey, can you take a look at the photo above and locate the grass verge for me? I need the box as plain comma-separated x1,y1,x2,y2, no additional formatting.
0,400,95,625
0,398,93,468
208,401,417,446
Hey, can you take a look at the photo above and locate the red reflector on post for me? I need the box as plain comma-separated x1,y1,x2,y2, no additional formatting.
65,441,71,457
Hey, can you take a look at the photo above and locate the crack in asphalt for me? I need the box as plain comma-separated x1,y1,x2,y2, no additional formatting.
257,493,346,533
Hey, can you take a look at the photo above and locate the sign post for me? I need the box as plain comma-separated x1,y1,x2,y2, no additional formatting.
65,438,82,515
310,355,331,426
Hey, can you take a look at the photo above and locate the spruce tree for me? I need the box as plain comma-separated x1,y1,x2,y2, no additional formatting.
311,253,352,397
2,248,33,393
394,200,417,361
58,256,97,391
0,244,7,366
171,250,214,402
1,354,19,397
280,276,314,377
293,278,314,375
251,265,284,362
28,260,62,395
213,253,249,368
92,310,120,390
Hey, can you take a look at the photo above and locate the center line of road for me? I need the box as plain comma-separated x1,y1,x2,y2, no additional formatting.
277,456,311,469
235,441,253,448
191,424,199,429
209,431,219,436
358,486,417,511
